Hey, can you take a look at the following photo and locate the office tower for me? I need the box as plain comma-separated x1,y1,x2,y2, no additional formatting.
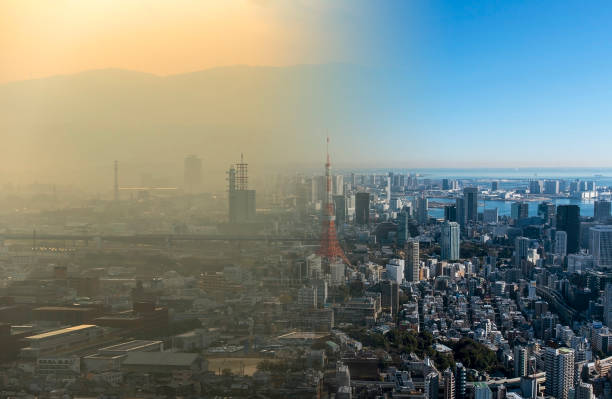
473,383,492,399
386,176,391,202
355,192,370,225
605,284,612,328
544,180,560,194
443,368,455,399
386,259,404,284
184,155,202,193
544,347,574,399
538,202,556,224
576,382,594,399
557,205,580,254
515,236,530,266
591,225,612,269
317,139,349,265
441,221,460,261
587,181,596,191
514,346,528,377
333,175,344,196
442,178,451,190
313,279,328,306
228,156,256,223
555,231,568,257
529,180,543,194
297,286,317,308
405,240,420,282
444,205,457,222
455,362,467,399
416,195,429,224
330,262,346,286
397,208,410,246
333,195,347,227
463,187,478,223
511,202,529,221
595,200,611,221
483,208,498,224
381,280,399,316
456,197,466,226
491,181,499,191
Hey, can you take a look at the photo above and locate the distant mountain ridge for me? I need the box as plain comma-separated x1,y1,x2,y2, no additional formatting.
0,64,399,190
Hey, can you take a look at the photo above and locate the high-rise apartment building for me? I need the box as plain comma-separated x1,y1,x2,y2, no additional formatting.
405,240,420,282
591,225,612,269
441,221,460,261
544,347,574,399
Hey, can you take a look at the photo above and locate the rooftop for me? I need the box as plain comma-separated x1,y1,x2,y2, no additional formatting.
24,324,97,341
122,352,199,367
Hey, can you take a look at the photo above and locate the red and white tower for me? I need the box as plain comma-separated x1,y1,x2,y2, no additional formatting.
317,137,350,265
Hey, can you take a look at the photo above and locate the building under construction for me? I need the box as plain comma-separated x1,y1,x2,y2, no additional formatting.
228,154,256,223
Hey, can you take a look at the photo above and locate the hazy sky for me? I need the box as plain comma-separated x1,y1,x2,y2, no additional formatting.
0,0,394,83
2,0,612,188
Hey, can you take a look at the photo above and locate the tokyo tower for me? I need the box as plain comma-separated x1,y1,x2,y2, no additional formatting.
317,137,350,265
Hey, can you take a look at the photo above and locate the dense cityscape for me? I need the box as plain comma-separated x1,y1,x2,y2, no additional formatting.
4,1,612,398
1,148,612,399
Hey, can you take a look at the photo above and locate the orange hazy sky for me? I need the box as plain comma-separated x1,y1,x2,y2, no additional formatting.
0,0,354,83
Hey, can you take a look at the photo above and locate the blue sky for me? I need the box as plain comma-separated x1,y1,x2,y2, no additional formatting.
326,0,612,167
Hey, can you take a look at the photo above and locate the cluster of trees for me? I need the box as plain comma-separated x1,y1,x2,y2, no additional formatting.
342,328,507,376
450,338,506,375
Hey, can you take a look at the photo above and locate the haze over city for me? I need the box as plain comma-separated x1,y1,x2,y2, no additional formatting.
3,2,612,399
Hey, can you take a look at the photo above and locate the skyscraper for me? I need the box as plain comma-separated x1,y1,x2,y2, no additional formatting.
405,240,419,282
555,231,567,257
184,155,203,193
544,180,560,194
463,187,478,223
515,236,530,266
355,192,370,225
416,195,429,224
444,205,457,222
441,221,460,261
333,195,347,227
591,226,612,269
511,202,529,221
557,205,580,254
456,197,466,226
529,180,543,194
594,200,611,221
397,207,411,246
544,347,574,399
228,156,256,223
538,202,556,225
